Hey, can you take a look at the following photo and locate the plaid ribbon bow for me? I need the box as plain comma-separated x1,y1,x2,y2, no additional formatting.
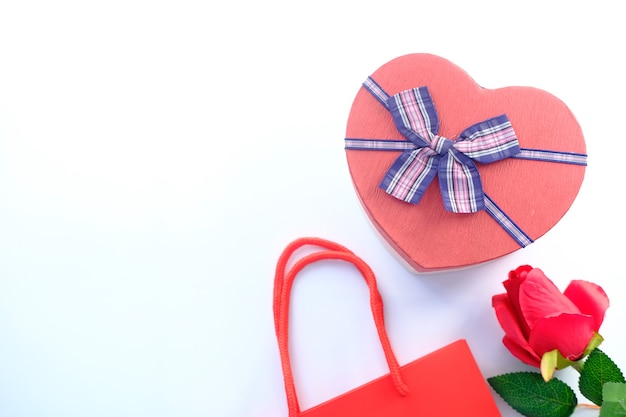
380,85,520,213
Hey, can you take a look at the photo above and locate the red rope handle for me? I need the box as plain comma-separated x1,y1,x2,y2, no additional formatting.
273,237,409,417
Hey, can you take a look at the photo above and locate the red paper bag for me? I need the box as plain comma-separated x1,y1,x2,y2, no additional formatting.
273,237,502,416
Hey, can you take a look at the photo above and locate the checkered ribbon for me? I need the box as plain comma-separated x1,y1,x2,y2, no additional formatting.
345,77,588,247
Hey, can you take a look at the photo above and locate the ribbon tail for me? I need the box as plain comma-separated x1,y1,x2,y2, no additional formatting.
438,151,484,213
380,148,438,205
484,194,533,247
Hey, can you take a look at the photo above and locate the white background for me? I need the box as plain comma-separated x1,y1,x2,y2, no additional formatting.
0,1,624,416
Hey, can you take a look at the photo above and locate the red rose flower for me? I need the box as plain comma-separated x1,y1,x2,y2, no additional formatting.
492,265,609,369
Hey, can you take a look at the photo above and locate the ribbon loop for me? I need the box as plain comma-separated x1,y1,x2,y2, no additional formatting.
381,83,520,213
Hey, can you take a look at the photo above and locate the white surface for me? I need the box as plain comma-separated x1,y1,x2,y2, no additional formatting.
0,1,624,416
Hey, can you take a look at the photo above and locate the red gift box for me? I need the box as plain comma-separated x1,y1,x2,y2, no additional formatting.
344,53,586,273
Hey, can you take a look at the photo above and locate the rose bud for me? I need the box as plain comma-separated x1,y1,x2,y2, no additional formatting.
492,265,609,380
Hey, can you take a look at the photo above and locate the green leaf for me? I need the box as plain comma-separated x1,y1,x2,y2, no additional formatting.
599,382,626,417
579,349,626,406
488,372,577,417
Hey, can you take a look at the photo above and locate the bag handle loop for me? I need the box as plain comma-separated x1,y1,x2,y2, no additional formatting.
273,237,409,416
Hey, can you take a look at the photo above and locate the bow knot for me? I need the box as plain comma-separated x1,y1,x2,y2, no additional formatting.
380,86,520,213
431,135,454,155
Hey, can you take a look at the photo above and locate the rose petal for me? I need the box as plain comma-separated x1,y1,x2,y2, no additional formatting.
492,294,536,357
509,265,533,280
501,265,535,337
503,277,529,337
519,268,581,329
564,280,609,331
502,336,541,367
528,313,596,361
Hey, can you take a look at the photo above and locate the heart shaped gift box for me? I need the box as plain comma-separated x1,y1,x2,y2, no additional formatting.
344,54,587,273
